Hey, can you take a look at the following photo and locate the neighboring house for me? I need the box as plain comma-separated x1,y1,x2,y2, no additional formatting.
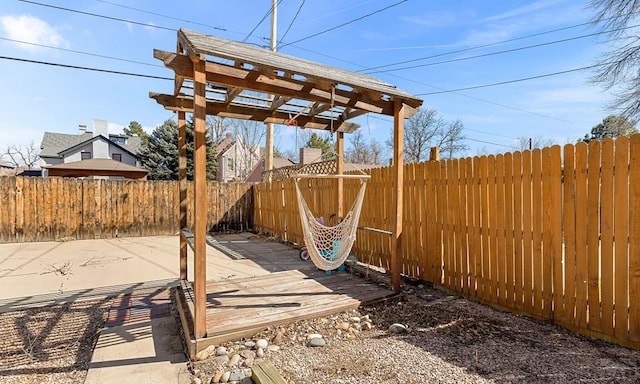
216,133,261,182
0,161,16,176
245,156,294,182
39,119,148,180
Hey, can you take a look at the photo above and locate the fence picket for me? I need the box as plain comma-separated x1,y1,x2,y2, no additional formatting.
563,144,577,326
629,135,640,341
587,140,602,331
601,138,615,336
614,137,630,340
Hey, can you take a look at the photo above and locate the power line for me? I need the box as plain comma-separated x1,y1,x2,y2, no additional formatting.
363,24,640,74
291,44,579,125
18,0,177,31
278,0,305,49
358,10,640,73
416,63,603,96
466,137,516,149
242,0,285,43
366,115,517,148
279,0,409,48
94,0,226,32
0,37,162,67
0,55,173,80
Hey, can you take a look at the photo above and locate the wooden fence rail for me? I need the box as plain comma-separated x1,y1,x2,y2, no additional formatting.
253,135,640,349
0,177,253,243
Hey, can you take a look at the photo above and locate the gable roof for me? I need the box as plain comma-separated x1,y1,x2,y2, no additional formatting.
40,132,142,159
43,158,148,179
57,135,138,158
216,134,234,156
151,30,423,134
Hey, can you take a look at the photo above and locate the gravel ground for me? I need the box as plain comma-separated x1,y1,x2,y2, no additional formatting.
191,281,640,384
0,298,111,384
2,281,639,384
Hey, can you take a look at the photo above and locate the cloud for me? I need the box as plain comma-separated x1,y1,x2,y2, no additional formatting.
0,15,69,51
481,0,566,23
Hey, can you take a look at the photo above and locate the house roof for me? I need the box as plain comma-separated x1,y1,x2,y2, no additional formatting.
40,132,142,158
57,135,138,158
44,158,146,172
0,161,15,169
43,158,148,179
216,133,234,156
151,29,423,133
245,156,294,183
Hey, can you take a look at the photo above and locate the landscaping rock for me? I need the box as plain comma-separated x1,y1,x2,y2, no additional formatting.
255,338,269,349
216,346,228,356
308,337,326,347
194,345,216,361
228,353,241,366
256,347,264,358
389,323,407,334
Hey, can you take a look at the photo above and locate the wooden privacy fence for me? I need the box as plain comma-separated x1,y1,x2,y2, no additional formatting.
0,177,253,243
253,135,640,349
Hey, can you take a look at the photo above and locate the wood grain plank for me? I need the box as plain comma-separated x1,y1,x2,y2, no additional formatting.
628,134,640,341
496,155,507,305
532,149,543,317
513,152,523,311
563,144,577,326
613,137,629,340
587,140,602,331
600,138,615,336
504,153,515,308
574,142,589,329
522,150,533,313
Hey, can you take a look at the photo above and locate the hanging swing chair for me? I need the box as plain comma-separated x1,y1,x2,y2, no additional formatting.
294,171,370,271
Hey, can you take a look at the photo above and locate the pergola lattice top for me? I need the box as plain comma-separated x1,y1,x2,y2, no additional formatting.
150,29,423,132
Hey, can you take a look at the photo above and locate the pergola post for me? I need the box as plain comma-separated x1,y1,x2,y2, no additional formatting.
391,100,405,293
193,56,207,339
178,111,187,280
336,132,344,219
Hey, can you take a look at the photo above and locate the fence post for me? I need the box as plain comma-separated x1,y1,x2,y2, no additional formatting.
430,147,440,161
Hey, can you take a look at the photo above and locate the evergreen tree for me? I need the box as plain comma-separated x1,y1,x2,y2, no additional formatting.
582,115,638,143
123,121,150,146
139,118,216,180
306,132,333,158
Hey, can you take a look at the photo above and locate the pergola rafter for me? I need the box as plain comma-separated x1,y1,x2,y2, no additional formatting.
150,29,423,341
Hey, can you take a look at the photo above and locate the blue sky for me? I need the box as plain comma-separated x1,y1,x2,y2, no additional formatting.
0,0,616,160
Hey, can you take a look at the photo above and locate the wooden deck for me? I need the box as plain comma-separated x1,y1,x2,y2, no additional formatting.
176,235,394,356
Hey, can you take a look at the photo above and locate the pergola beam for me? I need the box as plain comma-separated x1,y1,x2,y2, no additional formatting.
153,49,403,117
149,92,360,133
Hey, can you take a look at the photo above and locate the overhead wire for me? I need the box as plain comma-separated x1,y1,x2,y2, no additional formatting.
242,0,285,43
279,0,409,48
93,0,226,32
416,63,603,96
278,0,305,49
10,0,600,137
358,9,640,72
0,55,173,80
18,0,178,32
0,37,163,67
362,23,640,74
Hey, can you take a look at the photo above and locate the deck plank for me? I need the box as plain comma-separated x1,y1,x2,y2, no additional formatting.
200,269,393,341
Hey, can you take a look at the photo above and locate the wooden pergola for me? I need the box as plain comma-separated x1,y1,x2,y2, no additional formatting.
150,29,423,339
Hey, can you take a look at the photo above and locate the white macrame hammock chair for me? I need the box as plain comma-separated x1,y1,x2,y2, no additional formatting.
294,176,368,270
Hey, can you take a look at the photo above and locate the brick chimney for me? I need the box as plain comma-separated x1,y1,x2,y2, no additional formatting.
299,147,322,165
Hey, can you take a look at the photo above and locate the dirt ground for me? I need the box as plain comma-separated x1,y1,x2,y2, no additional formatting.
1,279,639,384
0,298,110,384
191,281,640,384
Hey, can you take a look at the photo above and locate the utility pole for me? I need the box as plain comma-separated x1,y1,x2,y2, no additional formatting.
265,0,277,172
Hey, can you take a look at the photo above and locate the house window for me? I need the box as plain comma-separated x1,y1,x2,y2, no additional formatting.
110,136,126,144
81,152,92,160
227,158,234,171
112,153,122,162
